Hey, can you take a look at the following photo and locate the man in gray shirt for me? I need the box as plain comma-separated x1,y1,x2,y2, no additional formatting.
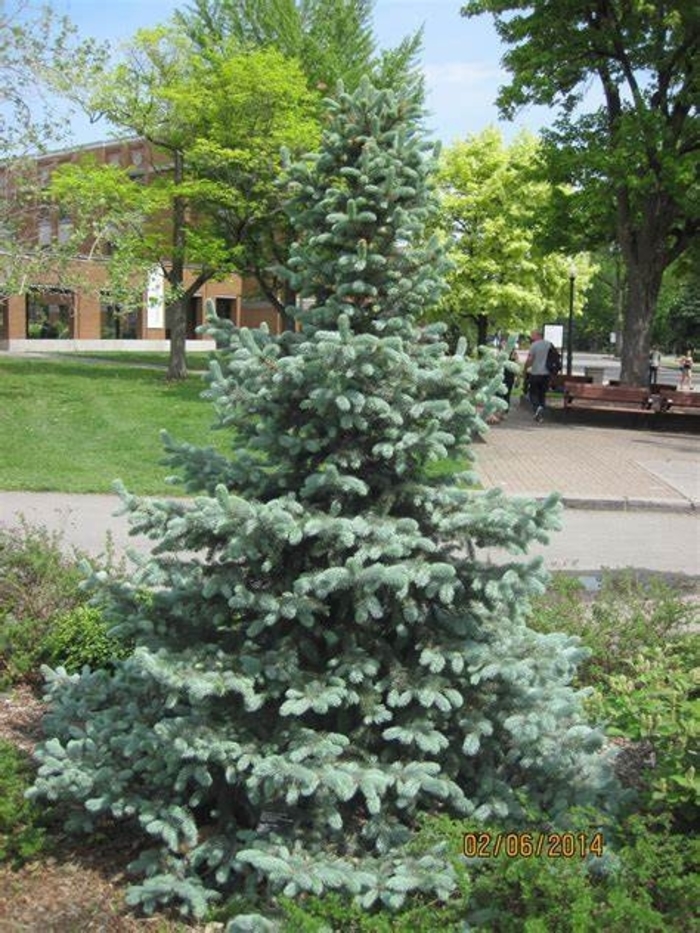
524,330,553,422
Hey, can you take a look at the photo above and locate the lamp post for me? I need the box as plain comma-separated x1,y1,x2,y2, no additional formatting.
567,264,576,376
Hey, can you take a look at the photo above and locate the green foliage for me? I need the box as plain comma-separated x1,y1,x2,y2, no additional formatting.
433,128,596,344
0,740,50,867
42,605,132,673
0,523,130,686
0,522,84,626
586,644,699,824
277,809,699,932
279,890,466,932
653,261,700,353
177,0,424,100
462,0,700,384
460,814,699,931
31,78,615,921
0,523,84,687
530,572,699,825
528,570,698,684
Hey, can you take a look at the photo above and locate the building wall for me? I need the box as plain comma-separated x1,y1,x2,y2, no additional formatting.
0,137,281,350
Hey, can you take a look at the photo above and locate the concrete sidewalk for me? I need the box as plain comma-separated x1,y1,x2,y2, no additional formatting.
474,400,699,512
0,407,698,577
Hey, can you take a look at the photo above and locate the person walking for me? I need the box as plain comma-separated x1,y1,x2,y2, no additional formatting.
499,339,520,412
524,330,553,423
648,347,661,387
678,350,694,390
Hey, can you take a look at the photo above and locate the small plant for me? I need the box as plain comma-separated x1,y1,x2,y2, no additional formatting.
0,521,85,626
0,739,50,867
0,523,129,686
42,605,132,673
0,522,86,687
529,570,698,685
586,642,699,826
0,616,52,688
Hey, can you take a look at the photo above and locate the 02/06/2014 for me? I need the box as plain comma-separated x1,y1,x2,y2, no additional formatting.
462,831,605,859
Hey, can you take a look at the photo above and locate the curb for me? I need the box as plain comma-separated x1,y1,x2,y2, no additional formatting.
525,494,698,514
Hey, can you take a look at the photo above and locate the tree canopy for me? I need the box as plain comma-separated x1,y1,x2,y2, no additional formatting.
0,1,106,296
462,0,700,383
432,128,595,346
177,0,424,97
52,26,319,377
174,0,425,324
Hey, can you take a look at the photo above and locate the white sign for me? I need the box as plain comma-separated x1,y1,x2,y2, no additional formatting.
543,323,564,350
146,267,165,329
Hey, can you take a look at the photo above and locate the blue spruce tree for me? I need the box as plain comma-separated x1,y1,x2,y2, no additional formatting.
31,78,614,922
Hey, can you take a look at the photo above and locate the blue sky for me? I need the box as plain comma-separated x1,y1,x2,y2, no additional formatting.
51,0,553,146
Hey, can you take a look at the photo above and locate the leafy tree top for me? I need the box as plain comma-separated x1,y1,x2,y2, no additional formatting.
462,0,699,383
178,0,425,100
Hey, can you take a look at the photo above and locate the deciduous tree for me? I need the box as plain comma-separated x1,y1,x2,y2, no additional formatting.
0,1,105,296
432,128,594,346
176,0,424,323
462,0,700,384
57,26,318,377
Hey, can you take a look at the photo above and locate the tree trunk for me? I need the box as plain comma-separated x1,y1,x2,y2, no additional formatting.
281,282,296,332
619,254,664,386
476,313,488,347
167,151,188,381
167,295,188,380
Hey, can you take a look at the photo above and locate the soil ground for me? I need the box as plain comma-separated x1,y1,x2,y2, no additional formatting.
0,687,214,933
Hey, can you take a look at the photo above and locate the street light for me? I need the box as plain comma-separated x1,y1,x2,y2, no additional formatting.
567,264,576,376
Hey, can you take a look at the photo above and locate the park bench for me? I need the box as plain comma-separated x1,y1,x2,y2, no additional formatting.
609,380,676,392
656,390,700,414
550,374,592,391
563,383,652,412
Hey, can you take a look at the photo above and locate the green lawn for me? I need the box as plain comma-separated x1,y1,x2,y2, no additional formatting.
0,355,228,495
70,350,214,369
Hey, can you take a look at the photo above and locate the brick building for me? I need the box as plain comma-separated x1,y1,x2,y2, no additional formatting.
0,137,280,351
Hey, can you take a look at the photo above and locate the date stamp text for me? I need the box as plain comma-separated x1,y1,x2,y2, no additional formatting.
463,831,605,859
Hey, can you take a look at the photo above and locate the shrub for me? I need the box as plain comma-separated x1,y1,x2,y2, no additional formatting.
0,739,50,867
0,522,85,626
42,605,132,673
529,570,698,685
276,812,697,932
585,642,699,826
0,524,129,686
0,523,86,687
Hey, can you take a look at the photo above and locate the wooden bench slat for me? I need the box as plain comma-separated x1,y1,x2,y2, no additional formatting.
563,384,652,411
657,391,700,411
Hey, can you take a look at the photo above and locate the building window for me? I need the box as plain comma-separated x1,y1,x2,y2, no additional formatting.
101,298,139,339
216,297,235,320
26,290,74,338
58,215,72,244
38,217,52,248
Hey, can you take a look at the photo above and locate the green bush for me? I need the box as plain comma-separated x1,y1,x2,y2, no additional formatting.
0,523,86,687
0,616,52,687
529,570,698,685
0,522,85,626
0,739,50,867
0,523,130,686
275,812,698,932
42,605,132,673
586,642,699,826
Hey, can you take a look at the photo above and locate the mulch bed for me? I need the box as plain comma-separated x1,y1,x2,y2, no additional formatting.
0,687,216,932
